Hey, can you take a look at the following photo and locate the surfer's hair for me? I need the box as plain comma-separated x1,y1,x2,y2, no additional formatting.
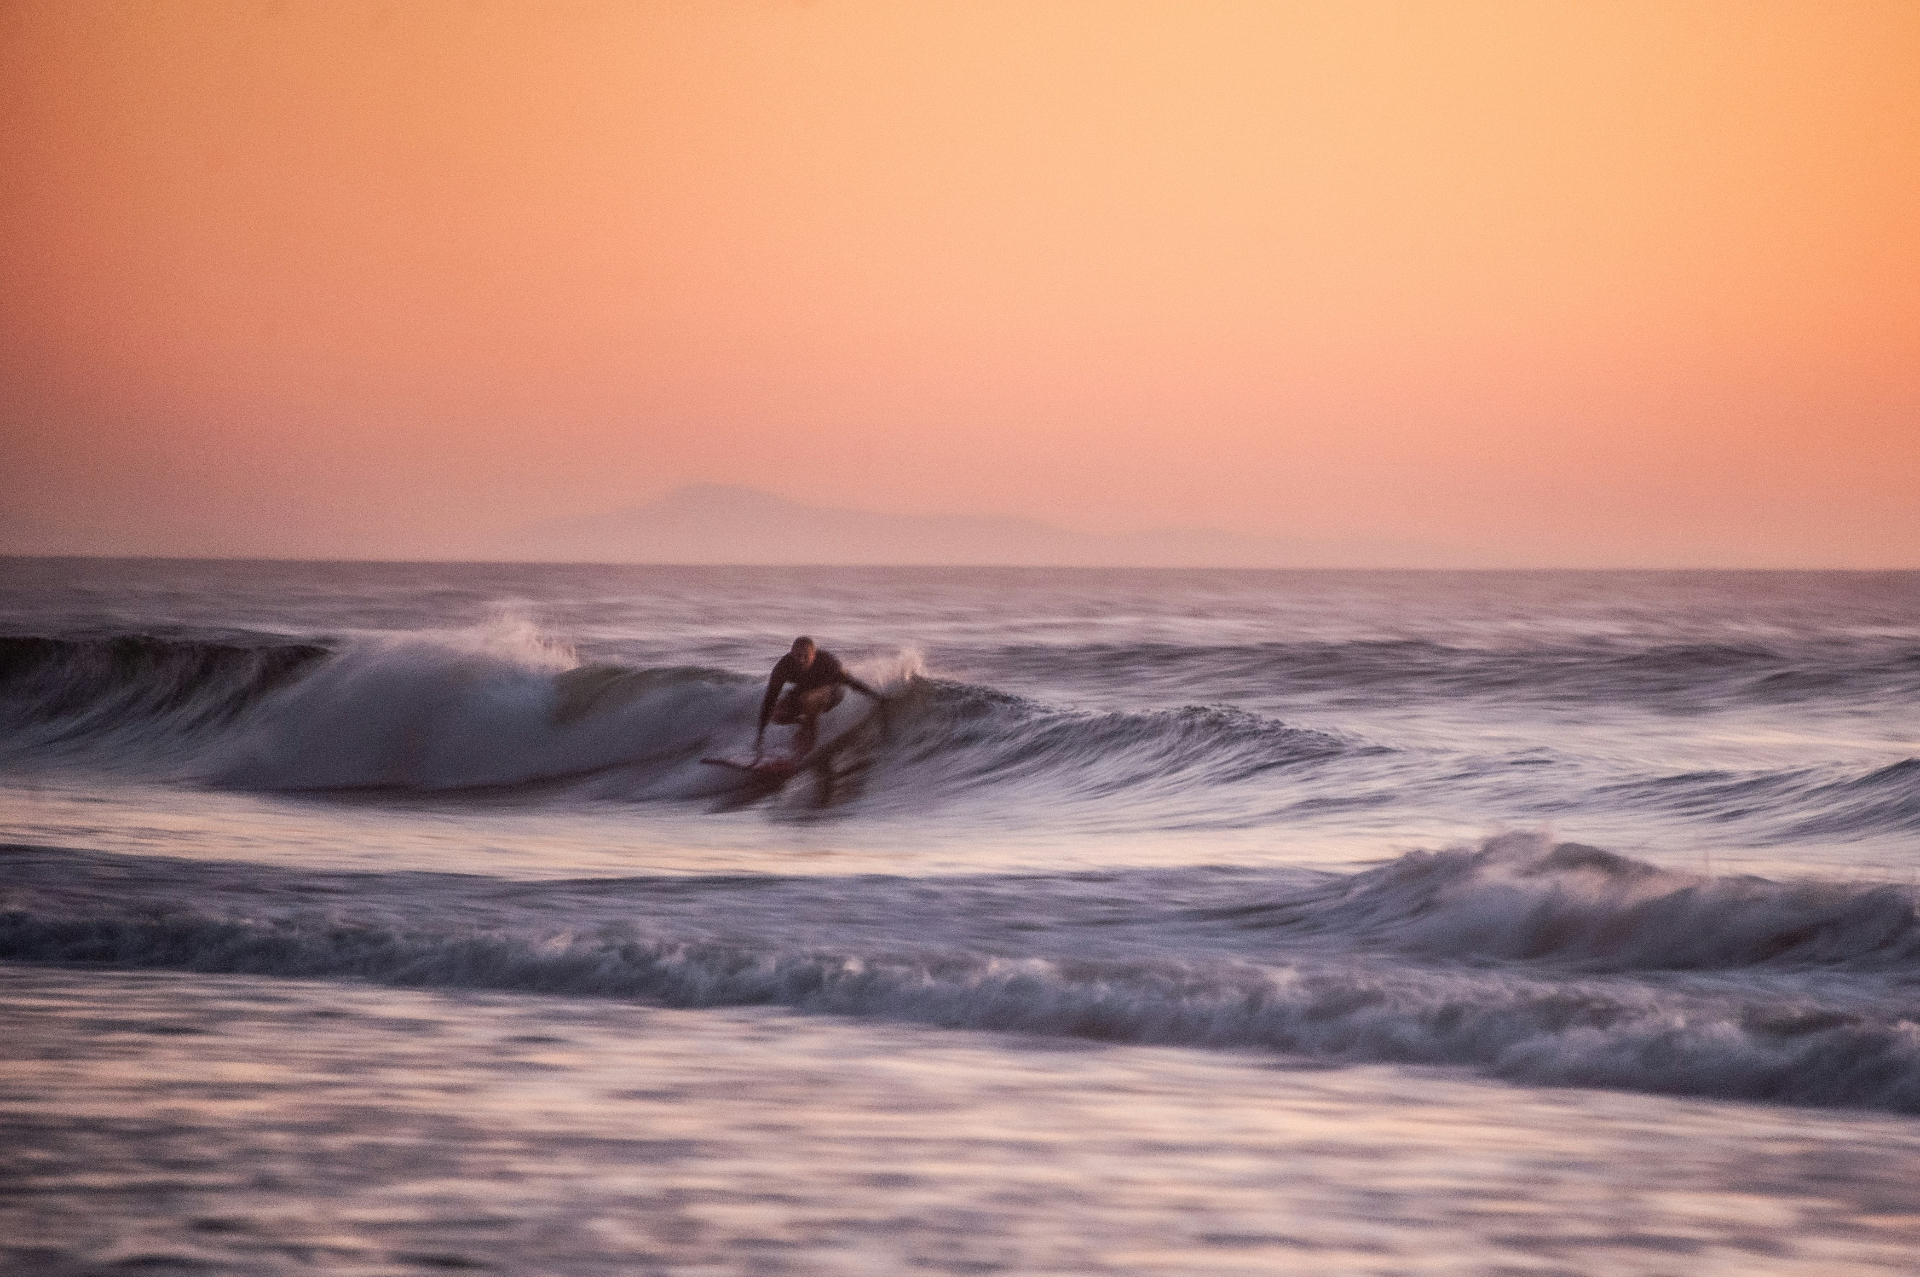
792,636,815,650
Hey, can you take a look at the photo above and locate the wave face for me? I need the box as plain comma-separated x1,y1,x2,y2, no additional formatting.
0,634,326,753
6,836,1918,1113
0,628,1351,812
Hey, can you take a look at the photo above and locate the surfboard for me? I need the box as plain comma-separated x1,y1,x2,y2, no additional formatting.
701,695,891,793
700,755,801,780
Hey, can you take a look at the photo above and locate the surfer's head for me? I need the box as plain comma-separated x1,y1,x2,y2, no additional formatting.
791,635,816,666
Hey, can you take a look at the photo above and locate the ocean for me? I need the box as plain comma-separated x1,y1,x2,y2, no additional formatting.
3,558,1918,1274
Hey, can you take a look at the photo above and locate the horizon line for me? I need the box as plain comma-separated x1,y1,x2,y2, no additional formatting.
3,554,1914,574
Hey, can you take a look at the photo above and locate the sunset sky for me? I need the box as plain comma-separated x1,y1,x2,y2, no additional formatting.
3,0,1916,565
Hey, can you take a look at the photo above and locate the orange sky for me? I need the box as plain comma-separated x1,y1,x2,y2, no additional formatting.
3,0,1916,565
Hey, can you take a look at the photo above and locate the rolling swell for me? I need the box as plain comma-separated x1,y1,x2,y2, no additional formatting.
1595,759,1920,839
870,681,1352,812
5,839,1918,1113
989,636,1920,708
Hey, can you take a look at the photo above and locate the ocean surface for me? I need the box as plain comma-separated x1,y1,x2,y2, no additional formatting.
3,558,1918,1274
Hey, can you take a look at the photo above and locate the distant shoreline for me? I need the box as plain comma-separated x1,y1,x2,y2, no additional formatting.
3,556,1914,574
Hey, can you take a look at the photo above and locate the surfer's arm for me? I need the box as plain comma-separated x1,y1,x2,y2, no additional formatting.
755,665,788,747
840,673,883,701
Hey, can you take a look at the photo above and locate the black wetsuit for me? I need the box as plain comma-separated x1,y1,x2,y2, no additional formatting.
757,649,878,733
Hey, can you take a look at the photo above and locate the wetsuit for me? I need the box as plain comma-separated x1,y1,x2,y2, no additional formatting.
757,649,879,736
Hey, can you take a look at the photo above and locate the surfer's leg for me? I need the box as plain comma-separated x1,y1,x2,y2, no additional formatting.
791,686,838,754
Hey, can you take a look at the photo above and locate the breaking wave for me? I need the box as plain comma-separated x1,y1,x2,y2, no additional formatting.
0,626,1352,812
3,623,1915,839
4,836,1917,1113
1196,831,1920,970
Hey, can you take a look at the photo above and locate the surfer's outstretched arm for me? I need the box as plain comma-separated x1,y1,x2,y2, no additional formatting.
755,664,789,754
841,673,883,702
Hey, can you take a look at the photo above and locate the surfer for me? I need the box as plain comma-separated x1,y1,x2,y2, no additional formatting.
755,636,883,761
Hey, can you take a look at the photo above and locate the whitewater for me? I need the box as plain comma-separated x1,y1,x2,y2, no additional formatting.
4,558,1919,1274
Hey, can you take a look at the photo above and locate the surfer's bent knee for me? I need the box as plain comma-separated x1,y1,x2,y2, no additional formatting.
771,684,840,724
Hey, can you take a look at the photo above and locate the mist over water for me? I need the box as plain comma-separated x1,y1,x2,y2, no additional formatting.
3,559,1918,1272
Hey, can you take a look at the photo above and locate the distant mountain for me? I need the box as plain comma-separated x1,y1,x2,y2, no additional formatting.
492,484,1460,567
